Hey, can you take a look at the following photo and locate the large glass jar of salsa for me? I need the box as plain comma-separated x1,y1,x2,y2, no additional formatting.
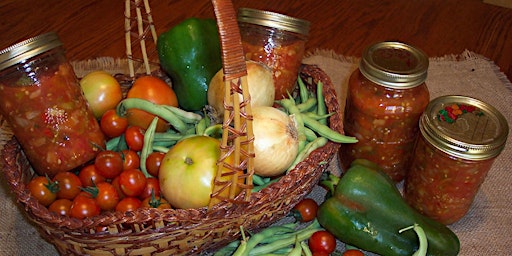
339,42,430,182
0,32,105,177
237,8,310,100
404,95,508,225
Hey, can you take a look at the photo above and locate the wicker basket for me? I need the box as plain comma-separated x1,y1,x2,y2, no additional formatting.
0,1,344,255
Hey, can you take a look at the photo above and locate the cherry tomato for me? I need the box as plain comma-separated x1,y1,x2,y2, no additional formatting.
70,194,101,219
309,230,337,254
292,198,318,222
141,196,171,210
112,176,126,200
95,150,124,179
48,198,72,216
80,70,123,119
125,126,145,152
126,76,178,132
115,197,142,212
93,182,120,211
53,172,82,200
118,169,147,197
78,164,107,187
138,177,161,200
145,151,165,177
312,252,330,256
27,176,58,206
342,249,365,256
121,149,140,170
100,109,128,138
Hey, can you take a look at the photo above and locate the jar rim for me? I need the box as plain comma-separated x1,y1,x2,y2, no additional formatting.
237,8,310,36
0,32,62,70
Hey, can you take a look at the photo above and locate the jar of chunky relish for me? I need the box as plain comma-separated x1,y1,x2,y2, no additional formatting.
404,95,508,224
0,32,105,177
339,42,430,182
238,8,310,100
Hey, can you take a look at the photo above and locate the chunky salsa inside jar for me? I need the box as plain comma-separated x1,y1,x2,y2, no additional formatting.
0,62,105,177
339,69,430,181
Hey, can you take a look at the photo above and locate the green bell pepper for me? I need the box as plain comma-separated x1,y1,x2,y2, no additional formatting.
157,17,222,111
317,159,460,256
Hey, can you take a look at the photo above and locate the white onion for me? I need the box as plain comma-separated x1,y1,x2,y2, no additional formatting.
207,61,275,119
252,106,299,177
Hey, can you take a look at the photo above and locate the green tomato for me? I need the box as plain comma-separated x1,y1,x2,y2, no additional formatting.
159,135,222,209
80,71,123,119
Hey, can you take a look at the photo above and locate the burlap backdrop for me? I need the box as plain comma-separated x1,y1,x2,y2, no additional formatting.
0,50,510,255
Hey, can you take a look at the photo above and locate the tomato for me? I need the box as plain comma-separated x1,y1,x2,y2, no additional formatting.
342,249,365,256
93,182,120,211
125,126,145,152
48,198,72,216
111,176,126,200
292,198,319,222
80,70,123,119
159,135,240,209
100,109,128,138
308,231,337,254
70,193,101,219
94,150,124,179
79,164,107,187
115,197,142,212
118,169,147,197
141,196,171,210
145,151,165,177
312,252,330,256
138,177,160,200
121,149,140,170
126,76,178,132
53,172,82,200
27,176,58,206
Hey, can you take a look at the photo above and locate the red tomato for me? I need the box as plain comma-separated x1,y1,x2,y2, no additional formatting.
118,169,147,197
138,177,161,200
309,231,337,254
145,151,165,177
126,76,178,132
141,196,171,210
48,198,72,216
125,126,145,152
115,197,142,212
342,249,365,256
100,109,128,138
292,198,319,222
80,71,123,119
95,150,124,179
121,149,140,170
54,172,82,200
79,164,107,187
27,176,58,206
112,176,126,200
70,194,101,219
94,182,120,211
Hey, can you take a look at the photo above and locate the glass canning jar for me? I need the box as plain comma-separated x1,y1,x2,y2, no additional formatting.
404,95,509,225
339,42,430,182
237,8,310,100
0,32,105,177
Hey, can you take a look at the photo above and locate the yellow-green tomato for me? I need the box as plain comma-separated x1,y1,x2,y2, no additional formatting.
159,135,221,209
80,71,123,119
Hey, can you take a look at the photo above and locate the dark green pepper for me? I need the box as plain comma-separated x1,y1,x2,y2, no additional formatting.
157,18,222,111
317,160,460,256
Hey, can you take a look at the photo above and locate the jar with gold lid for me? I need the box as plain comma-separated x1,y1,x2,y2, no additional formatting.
237,8,310,100
404,95,509,225
339,41,430,182
0,32,105,177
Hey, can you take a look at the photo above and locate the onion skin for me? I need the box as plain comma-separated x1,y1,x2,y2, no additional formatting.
207,61,275,119
252,106,299,177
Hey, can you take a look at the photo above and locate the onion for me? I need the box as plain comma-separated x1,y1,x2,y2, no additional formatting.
252,106,299,177
207,61,275,119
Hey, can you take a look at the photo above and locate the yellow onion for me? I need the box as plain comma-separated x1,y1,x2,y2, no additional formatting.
252,106,299,177
207,61,275,119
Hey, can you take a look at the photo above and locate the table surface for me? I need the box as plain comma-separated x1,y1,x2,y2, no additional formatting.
1,0,512,81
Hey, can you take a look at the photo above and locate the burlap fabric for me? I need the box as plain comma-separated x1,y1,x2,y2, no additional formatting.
0,50,510,255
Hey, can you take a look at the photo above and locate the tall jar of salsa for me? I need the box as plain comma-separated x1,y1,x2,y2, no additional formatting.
237,8,310,100
339,42,430,182
0,32,105,177
404,95,508,224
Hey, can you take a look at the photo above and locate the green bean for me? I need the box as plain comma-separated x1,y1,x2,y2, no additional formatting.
296,97,317,113
304,127,318,142
316,81,327,125
399,224,427,256
162,105,202,123
300,241,312,256
303,111,334,121
288,137,328,172
297,75,309,103
253,174,271,186
301,113,358,143
239,224,297,256
214,239,241,256
276,98,307,151
286,237,302,256
140,117,158,178
203,124,223,138
252,177,279,192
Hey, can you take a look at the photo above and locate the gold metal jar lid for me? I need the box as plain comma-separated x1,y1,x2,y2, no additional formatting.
237,8,310,36
360,41,429,89
420,95,509,160
0,32,62,71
